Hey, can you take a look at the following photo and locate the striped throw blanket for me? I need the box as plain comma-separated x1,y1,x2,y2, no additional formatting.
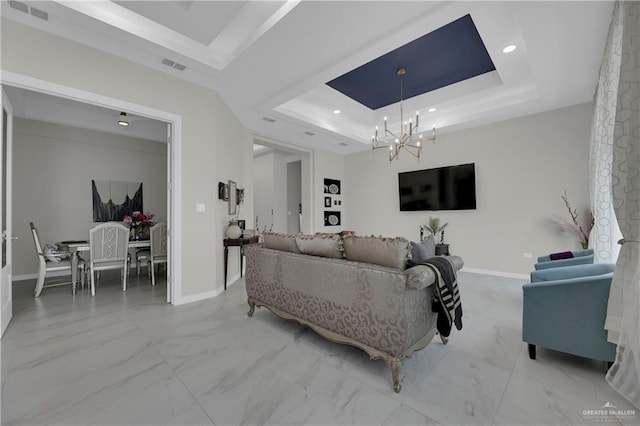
421,256,463,337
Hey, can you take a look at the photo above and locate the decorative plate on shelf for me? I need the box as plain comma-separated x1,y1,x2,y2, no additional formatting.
328,214,339,225
328,184,339,194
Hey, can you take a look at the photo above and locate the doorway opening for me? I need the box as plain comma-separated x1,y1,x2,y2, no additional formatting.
0,74,182,332
252,137,313,235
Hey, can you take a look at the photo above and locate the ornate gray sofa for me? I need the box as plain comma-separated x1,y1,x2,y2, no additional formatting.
243,234,463,392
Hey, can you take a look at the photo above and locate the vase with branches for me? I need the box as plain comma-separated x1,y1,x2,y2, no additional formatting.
553,191,594,249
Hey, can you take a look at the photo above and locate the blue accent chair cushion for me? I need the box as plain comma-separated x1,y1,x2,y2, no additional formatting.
534,249,594,270
523,263,617,363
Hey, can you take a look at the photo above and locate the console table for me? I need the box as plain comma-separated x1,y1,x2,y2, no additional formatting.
223,235,259,290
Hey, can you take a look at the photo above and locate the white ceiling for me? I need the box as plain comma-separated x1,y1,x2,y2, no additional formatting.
1,1,614,155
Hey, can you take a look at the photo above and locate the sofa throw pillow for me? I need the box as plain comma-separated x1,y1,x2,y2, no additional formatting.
263,232,301,254
410,236,436,264
343,235,411,270
295,234,344,259
549,251,574,260
44,244,63,263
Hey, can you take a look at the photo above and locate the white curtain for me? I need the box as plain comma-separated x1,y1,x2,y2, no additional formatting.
605,0,640,409
589,0,623,264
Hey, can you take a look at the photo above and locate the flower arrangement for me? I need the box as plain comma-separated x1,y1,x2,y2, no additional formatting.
123,211,155,240
122,211,155,228
553,191,593,249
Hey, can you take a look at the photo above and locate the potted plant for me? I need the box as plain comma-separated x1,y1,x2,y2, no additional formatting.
422,217,450,255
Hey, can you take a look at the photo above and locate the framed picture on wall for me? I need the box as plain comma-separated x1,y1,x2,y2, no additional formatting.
323,178,341,195
228,180,237,215
92,179,143,222
324,211,341,226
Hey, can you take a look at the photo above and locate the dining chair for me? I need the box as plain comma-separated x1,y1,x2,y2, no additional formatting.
88,222,130,296
136,222,167,286
30,222,86,297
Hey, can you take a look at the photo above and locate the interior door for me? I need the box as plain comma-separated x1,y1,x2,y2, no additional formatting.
1,88,14,337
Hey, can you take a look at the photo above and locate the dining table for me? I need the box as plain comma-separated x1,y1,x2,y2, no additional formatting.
58,239,151,295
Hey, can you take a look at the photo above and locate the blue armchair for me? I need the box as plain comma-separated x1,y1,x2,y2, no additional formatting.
534,248,594,270
523,263,617,365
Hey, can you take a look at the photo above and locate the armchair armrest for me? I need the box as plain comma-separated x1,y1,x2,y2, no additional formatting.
531,263,615,283
534,254,594,270
536,249,594,263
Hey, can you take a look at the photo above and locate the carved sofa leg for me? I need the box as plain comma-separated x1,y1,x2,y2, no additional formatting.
247,299,256,317
387,357,402,393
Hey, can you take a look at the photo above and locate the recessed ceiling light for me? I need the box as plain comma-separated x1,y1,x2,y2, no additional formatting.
333,109,341,114
502,45,517,53
428,107,437,113
117,112,129,127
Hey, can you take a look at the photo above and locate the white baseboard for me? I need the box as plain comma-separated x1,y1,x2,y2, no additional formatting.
174,288,222,305
461,267,529,280
226,273,242,289
173,273,241,305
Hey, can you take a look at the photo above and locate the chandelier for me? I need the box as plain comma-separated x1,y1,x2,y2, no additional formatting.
371,67,436,162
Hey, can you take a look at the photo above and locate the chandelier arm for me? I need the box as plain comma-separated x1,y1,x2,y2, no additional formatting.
385,129,399,139
389,148,399,162
404,148,421,159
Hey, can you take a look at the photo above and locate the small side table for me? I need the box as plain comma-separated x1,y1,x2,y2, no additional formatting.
223,235,259,290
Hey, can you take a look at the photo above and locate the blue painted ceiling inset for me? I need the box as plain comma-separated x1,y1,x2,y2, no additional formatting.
326,15,496,110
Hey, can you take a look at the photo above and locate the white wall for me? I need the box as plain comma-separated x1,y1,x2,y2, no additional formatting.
344,103,593,275
2,18,252,298
12,118,167,276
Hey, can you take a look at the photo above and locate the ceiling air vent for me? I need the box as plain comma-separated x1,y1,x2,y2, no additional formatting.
9,1,48,21
262,117,276,123
161,58,186,71
304,131,315,136
9,0,28,14
30,6,48,21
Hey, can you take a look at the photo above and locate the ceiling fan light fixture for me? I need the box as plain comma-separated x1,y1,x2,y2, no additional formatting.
118,112,129,127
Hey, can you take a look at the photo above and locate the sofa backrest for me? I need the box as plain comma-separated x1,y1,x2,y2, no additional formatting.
261,232,412,270
343,235,411,270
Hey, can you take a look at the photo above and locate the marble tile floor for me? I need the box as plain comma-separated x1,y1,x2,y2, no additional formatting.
1,270,637,425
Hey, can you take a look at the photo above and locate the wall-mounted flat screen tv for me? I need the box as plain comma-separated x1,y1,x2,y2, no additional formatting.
398,163,476,211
